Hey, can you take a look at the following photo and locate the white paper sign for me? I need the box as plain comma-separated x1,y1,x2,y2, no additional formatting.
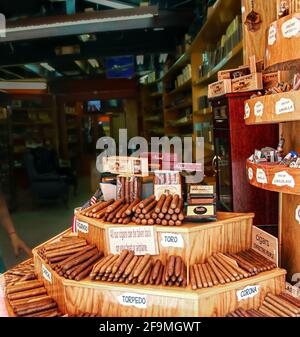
160,233,184,248
295,205,300,224
244,103,250,119
254,101,264,117
252,226,278,266
117,293,147,309
107,226,158,255
237,285,260,301
272,171,295,188
256,168,267,184
268,24,277,45
248,167,254,180
42,264,52,283
282,17,300,38
76,220,89,234
275,98,295,115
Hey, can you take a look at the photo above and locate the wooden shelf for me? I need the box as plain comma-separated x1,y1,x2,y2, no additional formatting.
265,13,300,70
193,42,243,87
246,159,300,195
166,79,192,96
167,119,193,128
244,91,300,125
165,100,192,113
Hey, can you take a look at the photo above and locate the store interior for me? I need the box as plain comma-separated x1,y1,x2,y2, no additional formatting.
1,0,300,318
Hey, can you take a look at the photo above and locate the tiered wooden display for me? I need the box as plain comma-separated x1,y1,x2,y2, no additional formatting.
244,14,300,280
30,212,286,317
246,160,300,195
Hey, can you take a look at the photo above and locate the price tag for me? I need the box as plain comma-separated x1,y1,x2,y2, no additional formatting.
268,24,277,45
107,226,159,255
256,168,267,184
244,103,250,119
248,167,254,180
254,101,264,117
252,226,278,266
160,233,184,248
282,17,300,38
272,171,295,188
275,98,295,115
117,293,147,309
42,264,52,283
76,220,89,234
237,285,260,301
295,205,300,224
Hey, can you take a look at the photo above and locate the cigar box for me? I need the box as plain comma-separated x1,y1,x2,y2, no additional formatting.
185,203,217,220
187,198,215,205
231,73,263,93
154,170,182,199
208,79,232,98
263,70,293,90
188,185,215,198
217,65,250,80
116,175,142,203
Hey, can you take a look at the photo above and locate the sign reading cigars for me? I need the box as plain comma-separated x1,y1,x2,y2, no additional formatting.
252,226,278,266
107,226,159,255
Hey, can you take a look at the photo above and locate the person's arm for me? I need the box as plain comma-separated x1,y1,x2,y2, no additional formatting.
0,194,32,257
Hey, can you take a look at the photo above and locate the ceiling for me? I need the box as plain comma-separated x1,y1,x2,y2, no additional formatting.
0,0,197,81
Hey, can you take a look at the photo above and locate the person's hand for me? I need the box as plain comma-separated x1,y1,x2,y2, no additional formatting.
10,233,32,257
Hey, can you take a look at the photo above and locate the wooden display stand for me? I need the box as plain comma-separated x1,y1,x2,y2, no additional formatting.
28,212,287,317
246,160,300,195
265,13,300,70
75,212,254,266
244,16,300,280
244,91,300,124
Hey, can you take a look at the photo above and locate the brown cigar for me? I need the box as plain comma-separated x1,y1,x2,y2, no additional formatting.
171,194,179,209
162,195,173,214
6,281,44,295
99,254,120,276
207,258,226,284
106,198,125,213
161,219,168,226
71,252,103,279
174,257,182,278
168,220,175,226
171,214,178,221
138,260,152,283
150,259,162,281
133,255,151,278
62,247,98,271
126,199,141,215
107,204,125,222
202,263,213,287
122,217,131,224
193,264,202,289
155,194,166,214
190,264,197,290
148,219,155,225
124,255,139,276
197,264,208,288
165,214,171,220
143,266,152,285
8,288,47,301
128,256,143,281
175,199,184,214
116,251,135,277
112,250,129,274
210,256,236,282
158,213,165,219
139,195,155,209
175,220,182,226
156,218,162,225
116,203,130,219
155,265,164,285
16,302,57,317
92,199,114,213
90,254,113,279
142,200,157,214
168,208,174,215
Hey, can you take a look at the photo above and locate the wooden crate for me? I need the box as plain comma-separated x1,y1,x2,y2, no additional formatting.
263,70,293,90
62,269,285,317
231,73,263,93
217,65,250,81
208,80,232,98
265,13,300,69
75,212,254,267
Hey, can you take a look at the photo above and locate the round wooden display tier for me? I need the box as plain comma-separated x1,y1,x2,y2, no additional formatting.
265,13,300,70
246,160,300,195
75,212,254,266
32,248,285,317
244,91,300,125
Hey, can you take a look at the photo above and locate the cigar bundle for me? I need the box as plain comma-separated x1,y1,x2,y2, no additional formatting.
4,259,36,287
117,176,142,203
227,292,300,317
38,235,89,267
132,194,185,226
52,244,104,281
5,271,62,317
79,198,139,225
190,249,276,290
90,250,187,287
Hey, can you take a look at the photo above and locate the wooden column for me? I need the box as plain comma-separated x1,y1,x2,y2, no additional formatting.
242,0,277,62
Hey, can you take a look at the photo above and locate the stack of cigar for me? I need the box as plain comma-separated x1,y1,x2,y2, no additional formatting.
227,292,300,317
38,235,89,267
4,259,36,286
162,255,187,287
90,250,187,287
52,244,104,281
190,250,276,290
6,279,62,317
80,198,141,225
132,194,184,226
